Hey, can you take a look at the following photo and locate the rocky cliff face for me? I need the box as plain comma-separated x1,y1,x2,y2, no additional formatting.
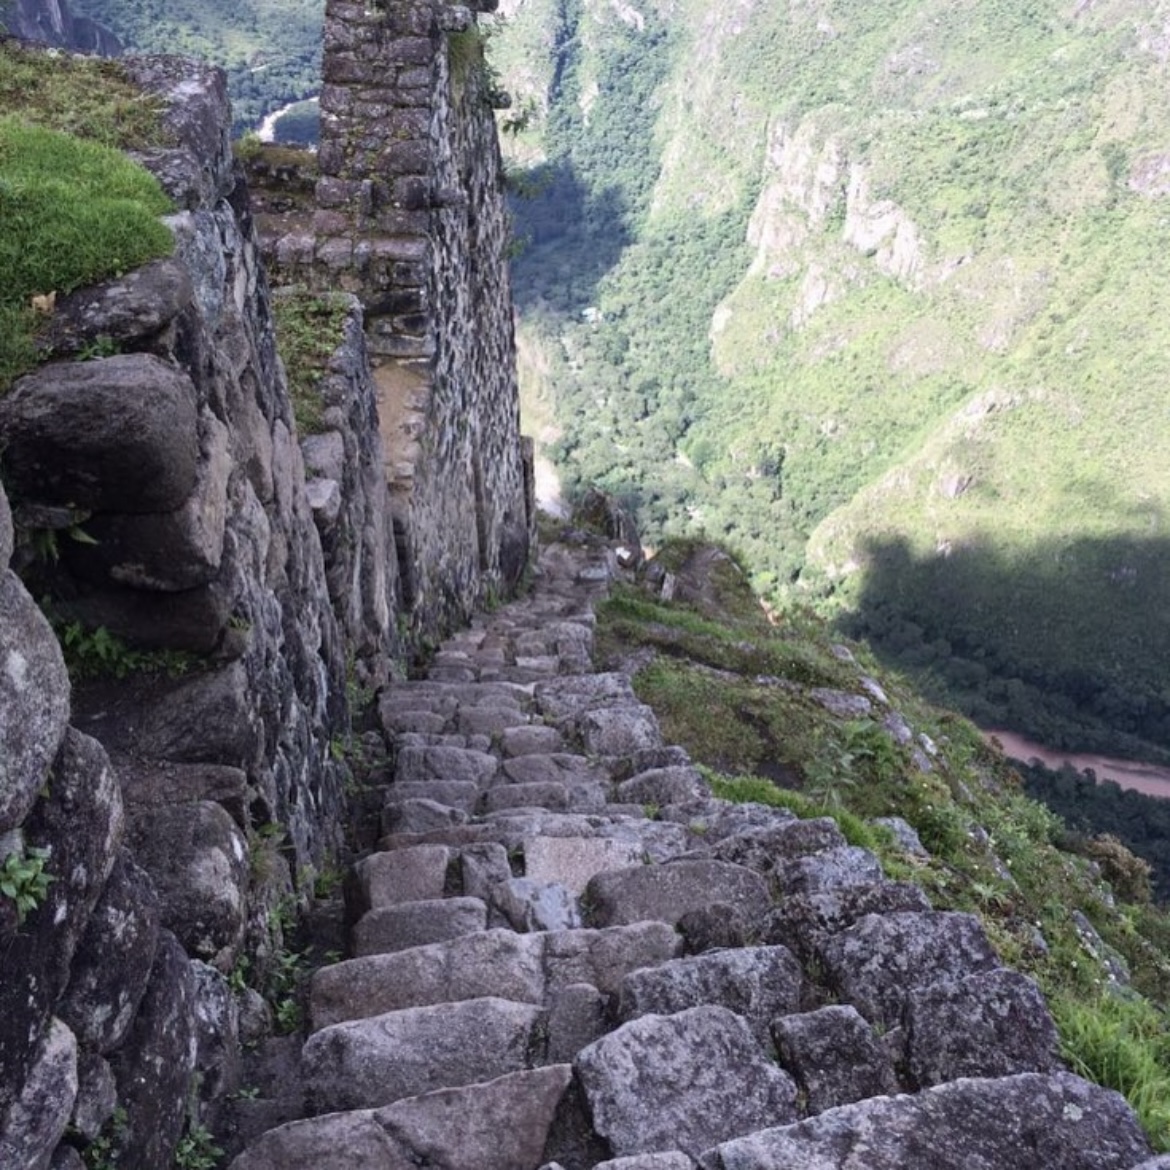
0,5,531,1163
2,0,122,53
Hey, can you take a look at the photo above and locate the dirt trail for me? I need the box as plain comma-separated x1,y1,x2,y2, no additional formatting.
985,728,1170,799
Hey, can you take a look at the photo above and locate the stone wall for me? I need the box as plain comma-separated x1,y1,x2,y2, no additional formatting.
0,56,403,1169
275,0,533,636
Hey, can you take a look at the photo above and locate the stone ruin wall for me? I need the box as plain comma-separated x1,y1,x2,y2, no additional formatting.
278,0,534,636
0,6,533,1163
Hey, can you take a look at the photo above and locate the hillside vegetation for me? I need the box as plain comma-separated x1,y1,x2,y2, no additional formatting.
493,0,1170,761
70,0,323,131
598,536,1170,1148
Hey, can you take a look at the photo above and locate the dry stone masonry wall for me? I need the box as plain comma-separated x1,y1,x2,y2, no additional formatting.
274,0,532,635
0,7,531,1161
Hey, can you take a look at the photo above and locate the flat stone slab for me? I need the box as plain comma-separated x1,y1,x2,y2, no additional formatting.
698,1072,1151,1170
771,1005,898,1115
819,911,1000,1027
579,705,664,756
577,1006,798,1158
499,725,567,757
773,846,884,895
619,946,803,1045
585,860,772,928
535,674,638,720
352,897,487,957
482,782,570,814
303,997,545,1113
524,836,644,894
712,817,844,871
229,1065,573,1170
617,767,706,806
544,922,683,995
351,845,451,913
386,781,481,812
905,968,1061,1087
310,930,544,1030
395,746,499,787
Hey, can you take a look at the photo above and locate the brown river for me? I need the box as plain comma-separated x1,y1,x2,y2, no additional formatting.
984,729,1170,800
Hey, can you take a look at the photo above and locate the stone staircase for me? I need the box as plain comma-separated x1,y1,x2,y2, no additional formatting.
227,533,1164,1170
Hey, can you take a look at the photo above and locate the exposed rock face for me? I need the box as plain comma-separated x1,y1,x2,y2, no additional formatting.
2,0,123,53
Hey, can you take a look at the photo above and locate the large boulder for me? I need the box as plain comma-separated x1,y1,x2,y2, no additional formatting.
576,1006,798,1158
0,572,71,833
0,354,199,513
0,1017,78,1170
699,1072,1152,1169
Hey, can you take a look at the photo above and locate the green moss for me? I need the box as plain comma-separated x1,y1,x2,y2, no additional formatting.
0,116,173,391
271,290,351,435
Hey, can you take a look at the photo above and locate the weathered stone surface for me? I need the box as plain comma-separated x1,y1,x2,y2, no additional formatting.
229,1065,573,1170
483,782,570,813
71,1051,117,1140
577,1006,798,1158
126,801,248,964
585,860,771,929
382,797,470,835
303,997,546,1113
70,415,231,591
579,705,664,756
774,845,884,895
595,1157,698,1170
819,911,1001,1027
353,896,487,956
0,485,12,567
0,354,199,512
619,946,803,1045
191,960,241,1102
311,930,545,1030
108,930,197,1170
547,982,608,1063
711,816,845,867
771,1005,898,1115
699,1072,1152,1169
351,844,451,913
0,1017,77,1170
764,881,931,959
535,673,637,721
59,850,161,1053
387,780,480,811
618,766,706,806
0,572,70,833
906,968,1061,1087
116,759,249,823
677,904,748,953
395,745,498,786
523,835,643,894
1,729,122,1122
543,923,683,996
500,725,566,756
494,877,581,931
38,258,194,355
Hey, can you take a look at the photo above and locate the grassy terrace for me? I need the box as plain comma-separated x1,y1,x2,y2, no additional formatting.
596,537,1170,1148
0,41,173,391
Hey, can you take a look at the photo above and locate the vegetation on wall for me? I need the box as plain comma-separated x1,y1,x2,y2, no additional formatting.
494,0,1170,762
0,46,172,390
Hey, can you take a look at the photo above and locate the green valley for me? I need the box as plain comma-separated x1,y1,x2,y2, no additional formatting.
492,0,1170,762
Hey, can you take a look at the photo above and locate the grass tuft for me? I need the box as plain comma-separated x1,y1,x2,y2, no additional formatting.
0,116,173,390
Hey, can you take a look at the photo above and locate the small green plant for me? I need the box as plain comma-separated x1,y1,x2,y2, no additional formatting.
51,616,195,681
0,844,54,923
271,289,350,435
173,1121,223,1170
79,1105,128,1170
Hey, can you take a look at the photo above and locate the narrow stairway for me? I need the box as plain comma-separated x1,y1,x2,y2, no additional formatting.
227,531,1161,1170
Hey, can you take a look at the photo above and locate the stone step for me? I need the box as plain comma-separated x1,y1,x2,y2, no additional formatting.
352,896,487,957
697,1072,1152,1170
227,1065,573,1170
302,996,548,1113
310,922,682,1030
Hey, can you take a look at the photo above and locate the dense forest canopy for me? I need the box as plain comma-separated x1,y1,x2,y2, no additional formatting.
72,0,323,131
491,0,1170,764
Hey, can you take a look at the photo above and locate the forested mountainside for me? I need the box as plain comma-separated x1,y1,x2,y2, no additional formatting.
67,0,323,130
491,0,1170,764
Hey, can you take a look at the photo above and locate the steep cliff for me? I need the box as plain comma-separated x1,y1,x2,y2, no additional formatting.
0,6,531,1164
1,0,121,53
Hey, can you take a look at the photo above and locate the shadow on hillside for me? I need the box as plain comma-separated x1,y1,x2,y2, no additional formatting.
508,158,631,315
834,532,1170,758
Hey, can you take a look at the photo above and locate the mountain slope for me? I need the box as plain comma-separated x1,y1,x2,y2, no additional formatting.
493,0,1170,759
